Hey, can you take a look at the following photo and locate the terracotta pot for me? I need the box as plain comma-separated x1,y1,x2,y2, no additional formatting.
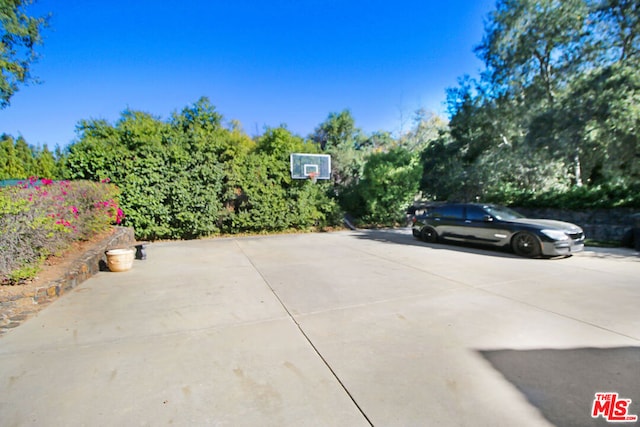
105,248,135,272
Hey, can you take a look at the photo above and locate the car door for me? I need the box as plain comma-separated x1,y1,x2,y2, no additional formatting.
431,205,466,240
463,205,510,244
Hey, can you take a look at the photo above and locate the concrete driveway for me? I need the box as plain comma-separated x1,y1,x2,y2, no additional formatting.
1,229,639,426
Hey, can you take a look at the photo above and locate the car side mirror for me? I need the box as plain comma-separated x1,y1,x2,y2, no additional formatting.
483,215,493,222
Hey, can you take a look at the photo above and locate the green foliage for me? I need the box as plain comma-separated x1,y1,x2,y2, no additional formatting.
65,101,231,240
419,133,479,202
397,109,448,152
228,127,337,232
476,0,588,104
7,262,40,283
556,63,640,184
484,180,640,209
0,0,49,107
229,152,292,232
64,99,340,240
427,0,640,207
341,147,421,225
309,109,429,225
0,134,65,179
310,110,368,190
0,178,122,284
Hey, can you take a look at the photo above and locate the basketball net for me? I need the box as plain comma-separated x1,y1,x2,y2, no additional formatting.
307,171,318,183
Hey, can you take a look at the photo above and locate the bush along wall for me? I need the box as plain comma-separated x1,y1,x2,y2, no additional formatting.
0,178,124,284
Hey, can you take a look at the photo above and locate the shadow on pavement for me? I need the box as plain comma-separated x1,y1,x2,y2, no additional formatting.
480,347,640,427
350,228,524,259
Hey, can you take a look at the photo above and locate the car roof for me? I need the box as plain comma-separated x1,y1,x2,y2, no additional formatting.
417,202,502,209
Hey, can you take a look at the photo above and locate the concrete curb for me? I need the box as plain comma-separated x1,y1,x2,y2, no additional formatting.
0,226,135,334
581,246,640,259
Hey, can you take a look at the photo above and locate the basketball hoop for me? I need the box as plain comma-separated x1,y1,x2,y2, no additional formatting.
290,153,331,180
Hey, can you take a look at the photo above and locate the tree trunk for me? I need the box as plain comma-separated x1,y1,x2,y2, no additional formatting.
574,151,583,187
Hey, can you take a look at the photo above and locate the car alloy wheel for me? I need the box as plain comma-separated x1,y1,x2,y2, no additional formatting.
512,232,541,258
421,226,438,243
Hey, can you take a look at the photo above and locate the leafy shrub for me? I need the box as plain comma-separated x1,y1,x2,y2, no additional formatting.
65,101,341,240
0,178,122,284
483,180,640,209
227,128,339,232
341,147,422,225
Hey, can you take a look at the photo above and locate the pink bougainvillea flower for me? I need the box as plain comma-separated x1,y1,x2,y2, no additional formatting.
116,208,125,224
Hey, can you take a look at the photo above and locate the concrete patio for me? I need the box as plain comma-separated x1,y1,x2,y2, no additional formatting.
1,229,638,426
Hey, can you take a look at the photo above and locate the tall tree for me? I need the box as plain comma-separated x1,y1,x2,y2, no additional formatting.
0,0,49,107
397,108,448,152
428,0,640,204
33,143,56,178
13,135,33,175
310,109,367,189
588,0,640,65
0,133,24,178
476,0,588,107
310,109,361,150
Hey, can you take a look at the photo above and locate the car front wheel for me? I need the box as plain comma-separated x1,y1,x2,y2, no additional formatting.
511,232,541,258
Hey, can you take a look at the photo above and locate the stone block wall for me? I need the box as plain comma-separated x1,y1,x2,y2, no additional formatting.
1,226,136,334
34,226,136,301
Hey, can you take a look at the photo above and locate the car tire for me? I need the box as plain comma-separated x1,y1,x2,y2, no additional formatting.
511,232,541,258
421,226,438,243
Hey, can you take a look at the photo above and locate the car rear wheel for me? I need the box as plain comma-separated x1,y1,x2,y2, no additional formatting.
511,232,541,258
421,226,438,243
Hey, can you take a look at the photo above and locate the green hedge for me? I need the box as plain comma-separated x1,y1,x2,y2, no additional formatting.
64,99,341,240
483,181,640,209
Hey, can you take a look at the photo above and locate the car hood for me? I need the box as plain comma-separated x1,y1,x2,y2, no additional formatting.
509,218,583,233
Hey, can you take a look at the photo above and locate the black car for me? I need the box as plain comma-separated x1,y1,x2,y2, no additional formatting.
411,203,585,257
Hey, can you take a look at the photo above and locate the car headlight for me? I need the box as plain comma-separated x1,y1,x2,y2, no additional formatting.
540,229,570,241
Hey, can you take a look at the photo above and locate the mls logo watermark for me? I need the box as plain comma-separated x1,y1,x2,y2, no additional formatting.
592,392,638,422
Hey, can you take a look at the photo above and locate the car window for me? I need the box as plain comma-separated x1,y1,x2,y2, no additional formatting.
465,206,487,221
484,205,525,220
432,205,464,219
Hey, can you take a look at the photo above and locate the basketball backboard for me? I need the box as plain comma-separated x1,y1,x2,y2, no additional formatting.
290,153,331,180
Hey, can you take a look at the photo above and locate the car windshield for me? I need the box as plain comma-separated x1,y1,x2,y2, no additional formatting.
484,206,525,220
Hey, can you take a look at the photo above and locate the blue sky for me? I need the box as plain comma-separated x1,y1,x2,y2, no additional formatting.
1,0,495,149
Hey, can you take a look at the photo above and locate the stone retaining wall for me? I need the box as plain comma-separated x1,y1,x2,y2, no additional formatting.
0,226,135,334
515,207,639,243
34,226,136,302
